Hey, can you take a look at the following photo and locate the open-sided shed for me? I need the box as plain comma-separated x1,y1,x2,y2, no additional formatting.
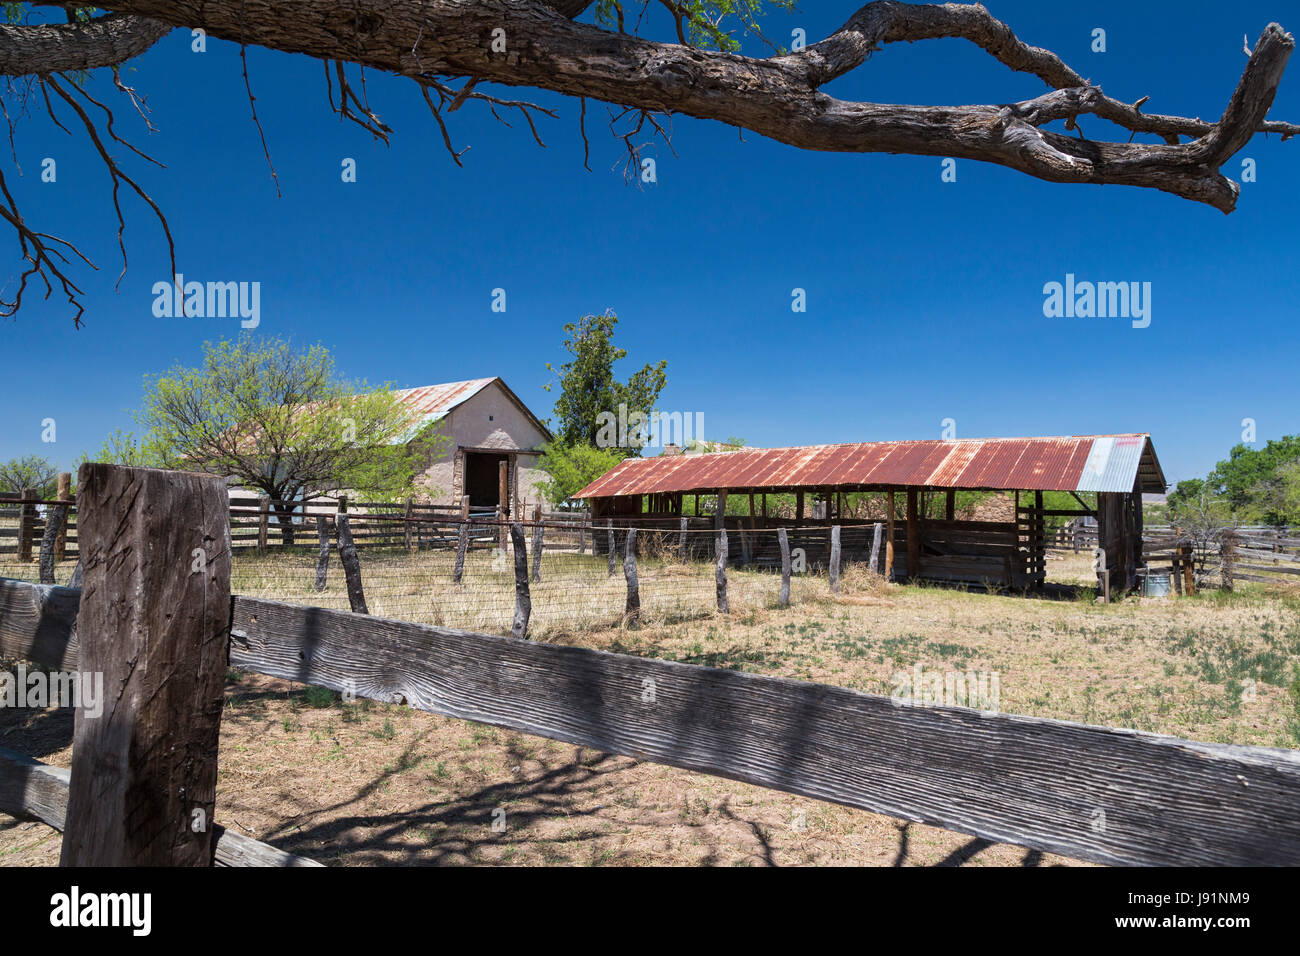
575,434,1166,595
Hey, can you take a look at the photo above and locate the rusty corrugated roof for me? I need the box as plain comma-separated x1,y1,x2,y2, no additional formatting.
393,378,496,418
575,434,1166,498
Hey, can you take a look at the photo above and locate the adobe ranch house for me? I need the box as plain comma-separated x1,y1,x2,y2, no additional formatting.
396,377,553,516
226,377,551,518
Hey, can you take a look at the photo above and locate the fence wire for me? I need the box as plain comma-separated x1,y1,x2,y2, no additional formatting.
229,524,853,639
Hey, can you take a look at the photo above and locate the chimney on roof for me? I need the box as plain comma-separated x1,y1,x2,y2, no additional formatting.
662,443,682,457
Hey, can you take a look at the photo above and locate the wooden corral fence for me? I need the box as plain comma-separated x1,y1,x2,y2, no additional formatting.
1,464,1299,866
0,474,76,564
1142,525,1299,591
3,485,594,560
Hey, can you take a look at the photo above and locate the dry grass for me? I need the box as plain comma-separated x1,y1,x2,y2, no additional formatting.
3,544,1298,867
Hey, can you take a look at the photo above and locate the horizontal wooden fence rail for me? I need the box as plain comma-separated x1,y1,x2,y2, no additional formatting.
0,747,322,867
3,576,1299,867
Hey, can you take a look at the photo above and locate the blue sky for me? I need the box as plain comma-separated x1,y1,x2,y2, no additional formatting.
1,1,1297,486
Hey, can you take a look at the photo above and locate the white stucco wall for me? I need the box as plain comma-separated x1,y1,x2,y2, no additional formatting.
413,380,550,512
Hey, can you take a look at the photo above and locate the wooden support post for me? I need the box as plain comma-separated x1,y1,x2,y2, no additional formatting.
906,489,920,582
453,496,469,584
945,489,955,522
869,522,882,575
37,504,66,585
16,488,34,563
54,472,71,561
885,493,896,583
1172,550,1184,595
498,460,510,551
607,518,617,577
777,527,792,607
511,523,531,639
314,516,330,591
623,527,640,626
62,464,231,866
1220,532,1235,592
1182,544,1196,596
762,494,768,522
335,515,368,614
531,505,543,584
337,495,348,515
829,525,842,594
404,497,414,551
257,497,270,552
796,491,804,523
679,516,688,560
716,490,729,613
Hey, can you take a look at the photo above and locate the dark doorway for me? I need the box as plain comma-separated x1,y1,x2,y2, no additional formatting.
465,452,510,509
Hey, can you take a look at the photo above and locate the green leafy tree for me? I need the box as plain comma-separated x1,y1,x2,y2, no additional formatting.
1246,459,1300,526
1203,435,1300,519
0,454,58,497
100,335,444,543
544,309,667,459
536,441,626,505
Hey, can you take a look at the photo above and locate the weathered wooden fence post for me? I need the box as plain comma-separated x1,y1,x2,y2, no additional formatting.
678,516,688,561
16,487,34,563
453,495,469,584
1181,543,1196,595
257,497,270,552
511,522,531,639
716,491,729,613
37,503,66,585
54,472,71,562
61,463,231,866
531,505,543,584
335,515,368,614
1220,531,1235,592
778,527,791,607
314,515,330,591
607,518,616,577
869,522,882,575
624,527,640,625
829,525,842,594
404,497,414,551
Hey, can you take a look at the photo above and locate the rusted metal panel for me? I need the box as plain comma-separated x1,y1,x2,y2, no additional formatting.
394,379,495,417
1001,437,1082,491
927,441,981,486
575,434,1163,499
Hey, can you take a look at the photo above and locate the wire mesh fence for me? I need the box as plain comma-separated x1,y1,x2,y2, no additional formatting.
228,522,857,639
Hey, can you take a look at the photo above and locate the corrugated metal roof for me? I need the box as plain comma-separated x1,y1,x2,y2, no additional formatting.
575,434,1165,498
393,378,496,418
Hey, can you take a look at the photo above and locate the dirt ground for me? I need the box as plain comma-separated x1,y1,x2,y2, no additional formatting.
2,549,1297,867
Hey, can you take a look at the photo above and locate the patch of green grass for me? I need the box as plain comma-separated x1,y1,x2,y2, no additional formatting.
300,685,338,709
